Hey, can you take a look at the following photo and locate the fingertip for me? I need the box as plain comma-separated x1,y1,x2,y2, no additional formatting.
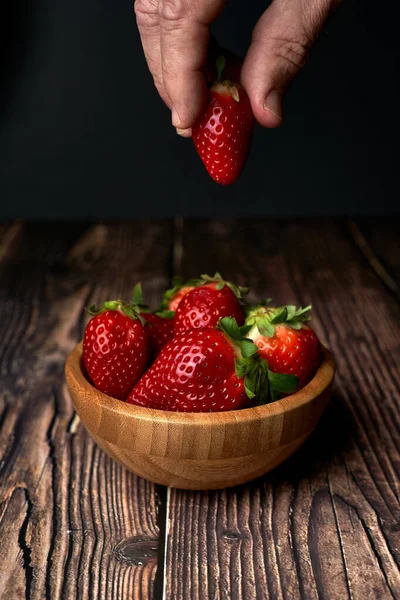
256,111,283,129
241,85,283,129
172,114,195,132
176,127,192,138
261,90,284,128
241,58,283,128
169,78,208,130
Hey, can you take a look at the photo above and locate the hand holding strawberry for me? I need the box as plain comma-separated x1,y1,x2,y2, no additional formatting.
136,0,337,132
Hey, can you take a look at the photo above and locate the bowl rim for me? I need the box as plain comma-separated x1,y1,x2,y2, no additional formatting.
65,343,335,426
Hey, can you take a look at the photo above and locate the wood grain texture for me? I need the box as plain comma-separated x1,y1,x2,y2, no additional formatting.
349,218,400,295
0,222,171,600
66,343,334,489
164,219,400,600
1,219,399,600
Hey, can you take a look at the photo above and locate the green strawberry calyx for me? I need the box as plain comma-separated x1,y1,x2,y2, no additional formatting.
130,283,175,323
130,282,175,323
86,283,147,325
153,309,175,319
159,276,201,311
199,272,248,300
245,303,312,338
215,55,240,103
160,272,248,310
218,316,298,404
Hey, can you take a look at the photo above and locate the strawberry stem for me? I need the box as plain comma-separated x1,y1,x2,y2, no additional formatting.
104,300,120,311
246,303,313,336
216,55,226,82
199,272,248,299
131,283,144,306
86,297,147,326
160,272,248,310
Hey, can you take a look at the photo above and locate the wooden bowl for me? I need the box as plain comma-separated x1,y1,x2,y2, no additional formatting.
65,344,335,490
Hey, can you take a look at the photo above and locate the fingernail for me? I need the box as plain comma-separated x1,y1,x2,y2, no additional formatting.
172,109,183,129
176,128,192,138
263,90,283,121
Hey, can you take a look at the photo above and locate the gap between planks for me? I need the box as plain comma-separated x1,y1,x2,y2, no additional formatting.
347,218,400,300
159,218,400,600
0,221,23,263
154,217,184,599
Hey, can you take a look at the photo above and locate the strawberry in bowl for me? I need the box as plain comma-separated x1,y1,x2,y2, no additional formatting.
173,273,248,333
127,317,297,412
129,283,175,358
66,278,335,489
160,277,198,312
83,300,149,400
81,279,322,409
245,303,322,392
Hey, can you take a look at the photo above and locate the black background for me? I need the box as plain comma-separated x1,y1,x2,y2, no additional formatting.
1,0,398,218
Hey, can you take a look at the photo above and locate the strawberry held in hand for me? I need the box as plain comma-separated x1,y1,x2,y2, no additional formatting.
246,304,322,390
174,273,247,334
193,56,254,185
83,300,149,400
128,317,298,412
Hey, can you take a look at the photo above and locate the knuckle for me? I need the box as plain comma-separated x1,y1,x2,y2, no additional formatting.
134,0,159,27
158,0,187,22
270,33,312,71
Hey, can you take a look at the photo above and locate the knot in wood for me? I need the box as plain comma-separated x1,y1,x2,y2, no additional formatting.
113,536,158,566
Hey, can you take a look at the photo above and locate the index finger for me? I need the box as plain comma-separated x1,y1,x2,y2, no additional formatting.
159,0,226,131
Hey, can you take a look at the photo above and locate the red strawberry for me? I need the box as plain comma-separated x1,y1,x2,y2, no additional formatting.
160,278,198,312
141,311,175,357
128,317,296,412
192,56,254,185
83,300,149,400
174,274,247,334
245,304,321,390
130,282,175,356
168,287,194,312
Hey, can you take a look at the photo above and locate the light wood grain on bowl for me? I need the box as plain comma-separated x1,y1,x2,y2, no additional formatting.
65,343,335,489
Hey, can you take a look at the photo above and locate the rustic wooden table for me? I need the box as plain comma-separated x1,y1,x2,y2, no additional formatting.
0,219,399,600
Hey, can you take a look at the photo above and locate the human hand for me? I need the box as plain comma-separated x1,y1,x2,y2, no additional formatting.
134,0,339,136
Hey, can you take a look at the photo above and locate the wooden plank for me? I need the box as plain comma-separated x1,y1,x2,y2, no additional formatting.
164,219,400,600
349,218,400,296
0,221,171,599
0,221,23,263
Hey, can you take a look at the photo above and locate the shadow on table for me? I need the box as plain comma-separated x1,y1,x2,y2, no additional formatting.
234,390,354,495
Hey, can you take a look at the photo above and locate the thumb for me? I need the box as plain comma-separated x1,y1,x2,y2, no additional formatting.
241,0,333,127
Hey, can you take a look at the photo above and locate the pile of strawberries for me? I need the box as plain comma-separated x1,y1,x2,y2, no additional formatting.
83,274,322,412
